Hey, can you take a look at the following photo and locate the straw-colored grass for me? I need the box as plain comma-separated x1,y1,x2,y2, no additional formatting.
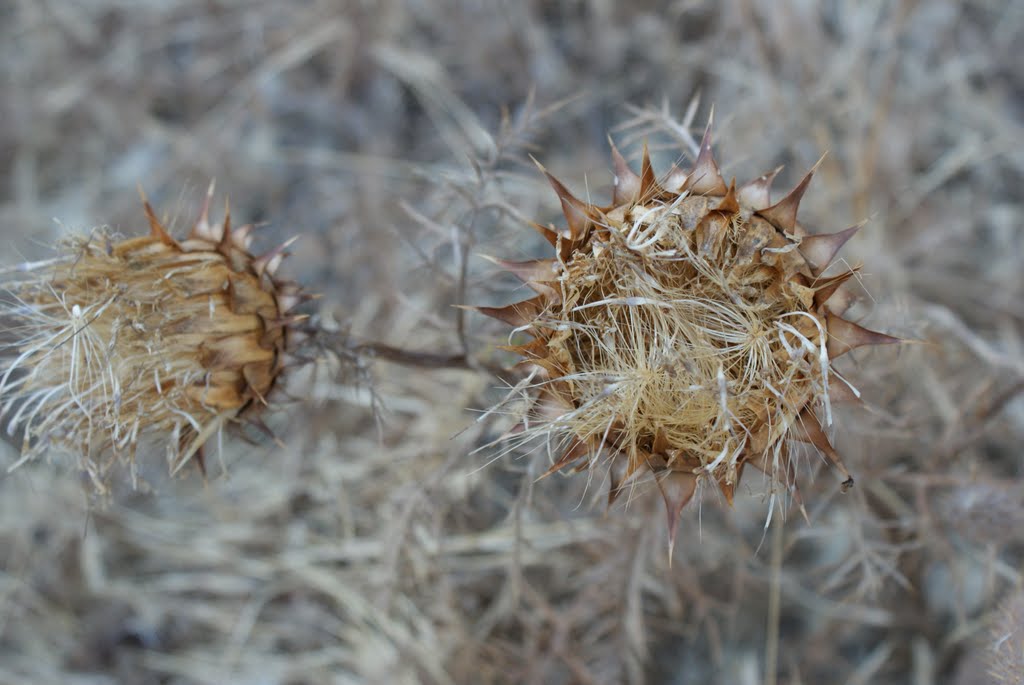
0,2,1021,684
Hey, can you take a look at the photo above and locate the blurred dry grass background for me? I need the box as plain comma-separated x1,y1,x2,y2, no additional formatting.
1,1,1022,683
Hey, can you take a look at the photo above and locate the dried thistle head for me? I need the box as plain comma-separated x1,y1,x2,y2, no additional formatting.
477,118,898,544
0,186,308,492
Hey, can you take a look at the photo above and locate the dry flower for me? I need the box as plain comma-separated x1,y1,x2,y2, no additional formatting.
0,186,307,492
476,117,898,546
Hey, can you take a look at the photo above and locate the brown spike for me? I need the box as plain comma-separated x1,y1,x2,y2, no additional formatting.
736,166,782,210
825,313,900,359
608,136,642,205
217,196,233,251
479,255,559,287
811,269,857,309
538,165,592,242
758,157,824,232
790,409,854,490
138,187,177,247
715,178,740,214
465,295,546,328
527,220,559,248
800,223,863,274
684,113,728,196
538,438,592,479
657,471,698,560
253,236,298,278
639,143,661,199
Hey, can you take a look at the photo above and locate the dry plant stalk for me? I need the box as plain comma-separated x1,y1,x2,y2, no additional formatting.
476,116,898,545
0,186,307,492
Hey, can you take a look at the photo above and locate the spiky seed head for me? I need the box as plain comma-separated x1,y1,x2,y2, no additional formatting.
478,119,897,546
0,186,306,492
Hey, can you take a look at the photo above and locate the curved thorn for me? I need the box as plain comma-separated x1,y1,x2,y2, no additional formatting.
801,223,863,273
825,313,900,358
737,166,783,209
608,135,641,205
759,156,825,232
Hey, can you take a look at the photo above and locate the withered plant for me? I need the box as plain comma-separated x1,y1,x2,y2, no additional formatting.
475,116,898,545
0,188,309,492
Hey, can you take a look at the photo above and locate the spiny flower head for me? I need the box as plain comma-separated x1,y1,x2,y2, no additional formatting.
0,186,308,492
477,117,897,546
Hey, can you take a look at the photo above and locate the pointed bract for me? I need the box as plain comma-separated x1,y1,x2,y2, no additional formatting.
800,224,862,274
528,220,560,247
812,269,857,309
825,313,901,359
217,197,233,251
609,136,642,205
737,166,782,210
758,158,823,232
138,188,178,247
480,255,560,287
684,115,728,196
657,471,698,558
715,179,740,214
639,143,662,200
541,169,592,241
468,295,547,328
